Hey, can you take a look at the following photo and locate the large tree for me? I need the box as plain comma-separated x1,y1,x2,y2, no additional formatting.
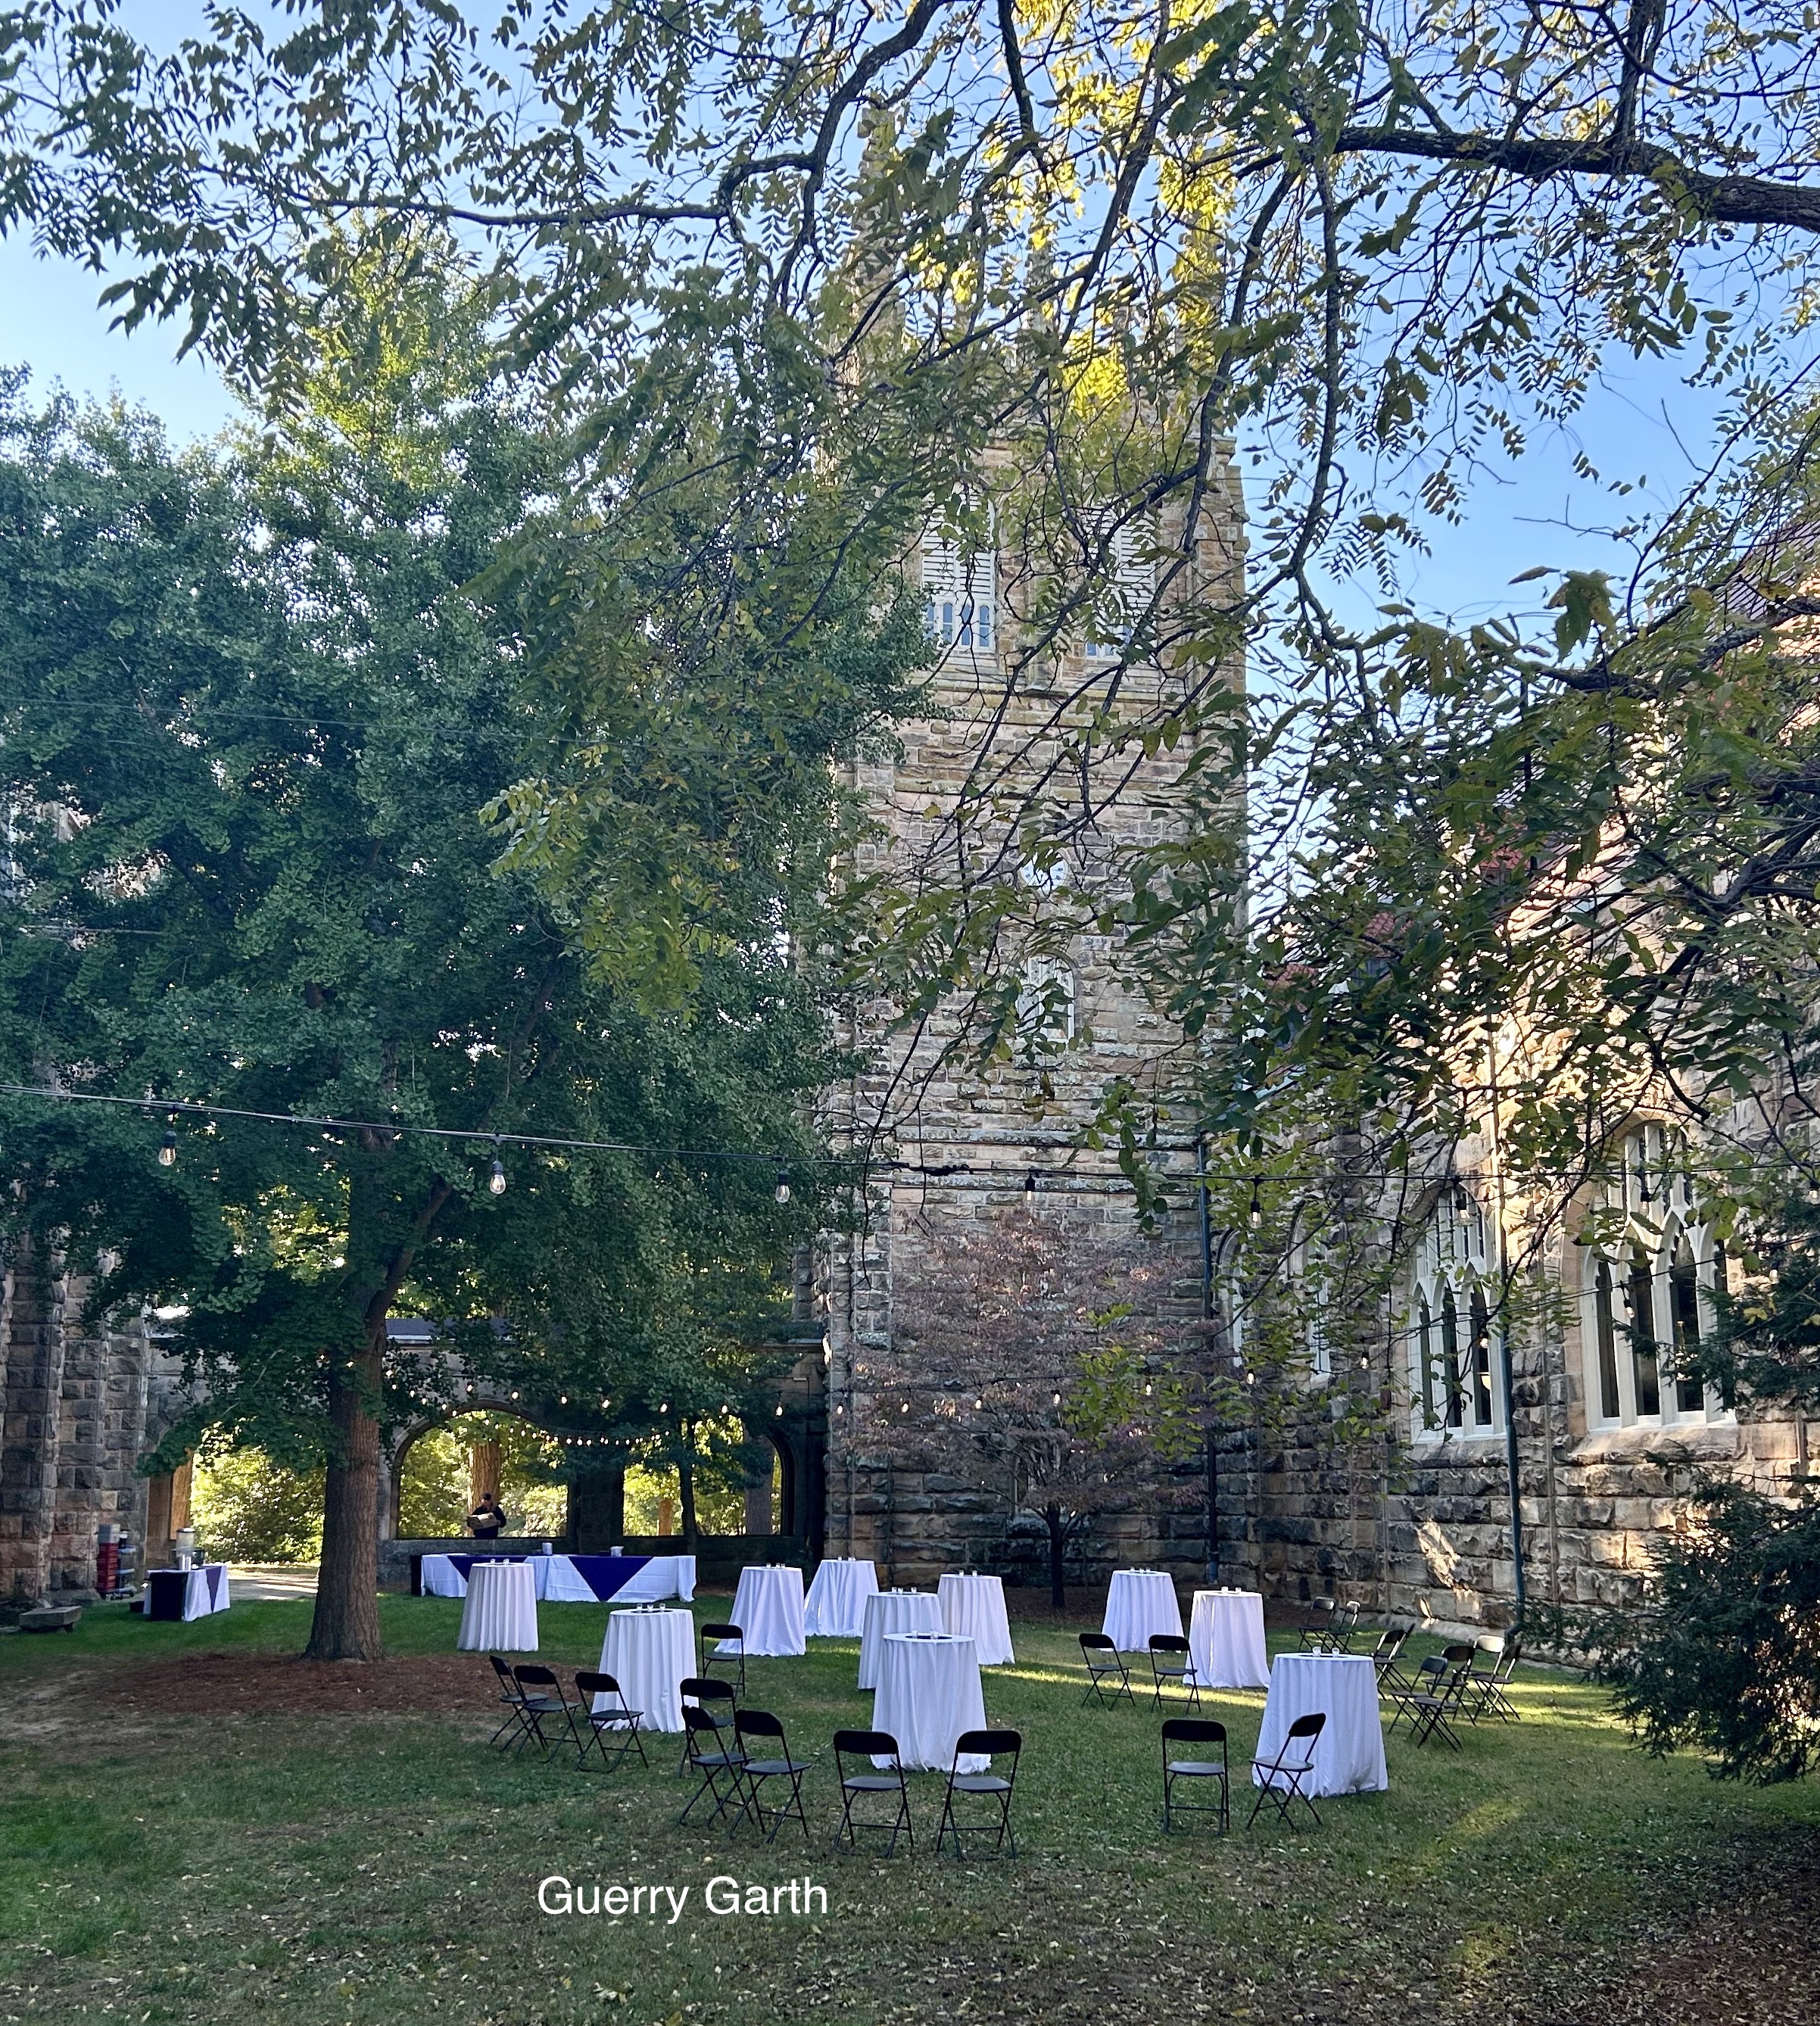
0,257,922,1657
11,3,1820,1541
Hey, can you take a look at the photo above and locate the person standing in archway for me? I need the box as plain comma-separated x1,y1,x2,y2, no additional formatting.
466,1490,507,1540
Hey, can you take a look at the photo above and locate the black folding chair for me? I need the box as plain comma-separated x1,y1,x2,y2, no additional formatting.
573,1669,647,1772
1440,1643,1480,1723
1385,1653,1450,1735
1080,1632,1135,1708
677,1675,738,1775
1161,1719,1229,1834
1148,1634,1201,1710
510,1663,574,1757
1325,1601,1363,1653
1368,1625,1412,1693
1248,1710,1326,1829
1481,1635,1523,1722
1397,1654,1469,1748
833,1728,912,1856
733,1709,811,1844
488,1654,537,1751
678,1703,750,1827
936,1728,1021,1859
1466,1635,1521,1722
1296,1601,1336,1650
700,1621,746,1697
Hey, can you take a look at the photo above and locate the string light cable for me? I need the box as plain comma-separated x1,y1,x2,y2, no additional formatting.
0,1080,1501,1193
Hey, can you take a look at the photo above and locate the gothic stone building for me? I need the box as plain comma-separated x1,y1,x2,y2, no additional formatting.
5,467,1806,1625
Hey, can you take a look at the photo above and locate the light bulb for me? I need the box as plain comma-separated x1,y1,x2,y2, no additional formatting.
1052,1392,1061,1407
157,1131,177,1168
489,1154,507,1195
774,1166,791,1205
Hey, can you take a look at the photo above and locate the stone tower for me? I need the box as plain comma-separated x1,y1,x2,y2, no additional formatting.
819,458,1248,1585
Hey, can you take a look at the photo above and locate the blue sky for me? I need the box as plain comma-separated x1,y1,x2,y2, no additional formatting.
0,231,1728,628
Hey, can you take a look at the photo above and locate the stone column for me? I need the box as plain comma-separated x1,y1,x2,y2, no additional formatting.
0,1238,68,1604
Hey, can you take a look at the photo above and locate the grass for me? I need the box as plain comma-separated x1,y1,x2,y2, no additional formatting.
3,1593,1818,2024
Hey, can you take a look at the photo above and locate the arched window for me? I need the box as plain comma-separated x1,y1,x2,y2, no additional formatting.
1082,513,1155,659
1628,1246,1662,1417
1416,1294,1436,1429
922,519,996,656
1579,1128,1727,1430
1407,1181,1504,1441
1441,1289,1463,1429
1593,1258,1621,1422
1669,1233,1704,1415
1468,1289,1494,1429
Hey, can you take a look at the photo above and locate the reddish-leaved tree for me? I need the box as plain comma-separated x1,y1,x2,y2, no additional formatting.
853,1211,1208,1606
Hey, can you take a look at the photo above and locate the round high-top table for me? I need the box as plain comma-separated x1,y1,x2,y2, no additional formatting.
600,1606,696,1731
457,1559,538,1653
1102,1569,1183,1653
724,1564,807,1657
1251,1651,1388,1796
804,1557,878,1638
857,1589,945,1688
937,1572,1016,1666
872,1632,988,1772
1189,1588,1270,1689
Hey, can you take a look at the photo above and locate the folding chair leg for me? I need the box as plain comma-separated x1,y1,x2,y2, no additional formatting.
490,1702,531,1751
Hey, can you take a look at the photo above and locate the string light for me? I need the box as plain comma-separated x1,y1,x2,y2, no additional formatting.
1024,1169,1038,1199
774,1164,791,1205
489,1138,508,1195
157,1118,177,1168
1454,1179,1472,1223
1248,1178,1264,1227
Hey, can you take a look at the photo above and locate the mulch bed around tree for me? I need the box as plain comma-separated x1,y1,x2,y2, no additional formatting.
107,1649,500,1716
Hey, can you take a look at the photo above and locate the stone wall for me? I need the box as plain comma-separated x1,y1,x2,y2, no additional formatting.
1,1242,163,1606
1194,1279,1806,1637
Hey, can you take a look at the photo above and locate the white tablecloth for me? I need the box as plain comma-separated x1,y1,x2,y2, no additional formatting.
1189,1588,1270,1689
872,1634,989,1772
1102,1569,1183,1651
937,1573,1016,1666
724,1565,807,1657
1252,1652,1388,1796
422,1553,697,1602
804,1557,878,1637
535,1554,697,1604
145,1564,232,1621
858,1589,946,1688
456,1560,538,1653
600,1607,697,1731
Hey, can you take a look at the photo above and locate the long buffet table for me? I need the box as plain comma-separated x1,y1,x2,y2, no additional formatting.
416,1551,694,1604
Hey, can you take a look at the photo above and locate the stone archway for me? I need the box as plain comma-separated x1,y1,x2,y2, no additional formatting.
384,1394,569,1544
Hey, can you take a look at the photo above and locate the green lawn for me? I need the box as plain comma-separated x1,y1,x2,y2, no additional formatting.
2,1595,1816,2024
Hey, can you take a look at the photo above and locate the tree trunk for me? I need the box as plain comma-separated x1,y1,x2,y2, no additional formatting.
305,1326,386,1661
678,1445,700,1554
1045,1503,1067,1611
468,1440,503,1510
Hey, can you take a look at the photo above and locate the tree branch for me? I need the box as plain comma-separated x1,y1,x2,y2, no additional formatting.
1330,126,1820,235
